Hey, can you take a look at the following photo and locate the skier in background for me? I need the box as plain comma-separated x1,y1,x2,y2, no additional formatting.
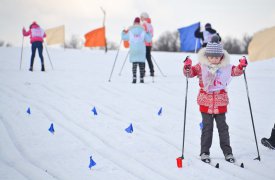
22,21,46,71
140,12,155,77
183,35,248,163
195,23,221,47
121,17,152,83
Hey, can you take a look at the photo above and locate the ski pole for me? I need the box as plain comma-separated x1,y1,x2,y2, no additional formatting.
20,36,24,70
151,55,167,77
241,56,261,161
118,51,129,76
44,43,54,70
178,56,190,167
108,39,122,82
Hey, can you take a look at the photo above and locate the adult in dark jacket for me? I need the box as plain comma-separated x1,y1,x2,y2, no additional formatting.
195,23,221,47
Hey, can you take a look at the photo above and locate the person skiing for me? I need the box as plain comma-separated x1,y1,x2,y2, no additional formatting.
183,35,248,163
22,21,46,71
121,17,152,83
140,12,155,77
261,123,275,149
195,23,221,47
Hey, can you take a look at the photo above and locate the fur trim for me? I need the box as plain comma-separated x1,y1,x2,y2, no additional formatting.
197,48,230,68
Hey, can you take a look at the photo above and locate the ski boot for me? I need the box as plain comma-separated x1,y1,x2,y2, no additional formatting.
201,153,210,163
225,154,235,163
261,126,275,150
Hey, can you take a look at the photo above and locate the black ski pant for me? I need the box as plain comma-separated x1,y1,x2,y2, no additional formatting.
30,41,44,67
132,62,145,79
146,46,154,74
200,112,232,156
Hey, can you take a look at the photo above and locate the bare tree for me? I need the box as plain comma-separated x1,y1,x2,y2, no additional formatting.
64,35,83,49
223,37,242,54
153,31,180,52
242,34,253,54
6,43,12,47
0,40,4,47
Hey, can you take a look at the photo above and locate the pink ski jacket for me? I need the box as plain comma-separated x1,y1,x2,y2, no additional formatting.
22,22,46,43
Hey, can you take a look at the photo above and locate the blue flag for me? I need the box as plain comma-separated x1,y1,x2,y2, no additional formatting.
89,156,96,169
48,123,55,134
178,22,201,52
125,123,133,133
158,107,162,116
91,107,98,116
26,107,31,114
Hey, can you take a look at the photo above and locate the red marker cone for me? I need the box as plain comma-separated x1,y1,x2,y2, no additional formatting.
176,157,183,168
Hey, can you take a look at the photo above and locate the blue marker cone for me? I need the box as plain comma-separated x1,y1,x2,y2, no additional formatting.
125,123,133,133
89,156,96,169
91,107,98,116
48,123,55,134
158,107,162,116
199,122,203,130
27,107,31,114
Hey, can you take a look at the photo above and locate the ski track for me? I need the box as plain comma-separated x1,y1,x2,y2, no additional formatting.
0,158,30,180
1,81,226,180
0,113,58,180
0,83,271,180
1,86,169,180
1,49,275,180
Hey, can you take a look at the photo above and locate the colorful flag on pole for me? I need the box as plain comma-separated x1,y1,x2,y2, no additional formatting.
84,27,106,47
248,26,275,62
178,22,201,52
45,25,65,45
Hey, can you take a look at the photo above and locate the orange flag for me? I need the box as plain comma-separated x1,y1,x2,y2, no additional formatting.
84,27,106,47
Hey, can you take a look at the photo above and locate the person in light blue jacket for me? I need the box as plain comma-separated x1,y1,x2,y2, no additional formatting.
121,17,152,83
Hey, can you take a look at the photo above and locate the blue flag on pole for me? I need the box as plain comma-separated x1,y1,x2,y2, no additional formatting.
91,107,98,116
27,107,31,114
178,22,201,52
89,156,96,169
125,123,133,133
48,123,55,134
158,107,162,116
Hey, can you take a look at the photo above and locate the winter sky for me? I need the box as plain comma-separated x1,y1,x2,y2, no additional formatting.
0,0,274,46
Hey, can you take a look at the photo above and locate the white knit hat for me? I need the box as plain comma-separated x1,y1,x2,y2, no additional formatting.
140,12,149,18
205,35,224,57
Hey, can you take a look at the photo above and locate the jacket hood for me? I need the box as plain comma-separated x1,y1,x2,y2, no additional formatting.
30,22,39,29
128,24,144,30
197,48,230,67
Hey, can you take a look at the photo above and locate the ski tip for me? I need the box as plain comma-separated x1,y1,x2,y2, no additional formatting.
215,163,219,168
240,163,244,168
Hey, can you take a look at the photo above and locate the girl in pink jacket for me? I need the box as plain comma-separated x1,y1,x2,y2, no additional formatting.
22,21,46,71
183,35,248,163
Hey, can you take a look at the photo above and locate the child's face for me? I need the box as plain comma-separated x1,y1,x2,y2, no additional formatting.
207,56,222,65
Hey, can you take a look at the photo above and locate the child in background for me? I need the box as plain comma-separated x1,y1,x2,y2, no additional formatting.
22,21,46,71
183,35,248,163
121,17,152,83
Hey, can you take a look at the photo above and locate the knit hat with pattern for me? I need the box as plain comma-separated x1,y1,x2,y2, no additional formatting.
205,35,224,57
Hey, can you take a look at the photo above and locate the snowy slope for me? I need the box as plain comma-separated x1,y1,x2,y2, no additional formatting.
0,47,275,180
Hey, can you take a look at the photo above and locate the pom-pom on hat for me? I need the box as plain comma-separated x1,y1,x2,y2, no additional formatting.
205,23,212,29
140,12,149,18
134,17,140,24
205,35,224,57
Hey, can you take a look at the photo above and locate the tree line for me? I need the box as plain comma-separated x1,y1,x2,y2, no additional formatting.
152,31,253,54
1,32,252,54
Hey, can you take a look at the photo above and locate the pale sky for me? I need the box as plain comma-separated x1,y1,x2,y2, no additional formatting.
0,0,274,46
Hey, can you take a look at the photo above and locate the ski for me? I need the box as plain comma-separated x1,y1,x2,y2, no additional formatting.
225,160,244,168
202,160,219,169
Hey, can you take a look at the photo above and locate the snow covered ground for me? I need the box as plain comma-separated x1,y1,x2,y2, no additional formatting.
0,46,275,180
